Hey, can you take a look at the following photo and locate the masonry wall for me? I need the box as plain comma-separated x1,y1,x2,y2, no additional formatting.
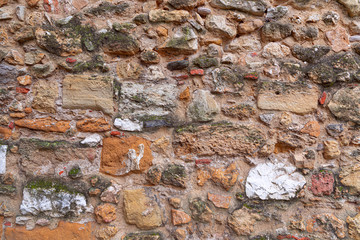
0,0,360,239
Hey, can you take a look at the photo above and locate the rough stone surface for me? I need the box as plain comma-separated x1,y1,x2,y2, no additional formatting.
210,0,267,16
187,90,220,122
15,118,70,132
328,87,360,124
0,145,7,175
228,208,261,236
5,221,93,240
123,188,162,229
245,160,306,200
63,75,114,115
257,81,319,114
311,172,334,196
207,193,231,208
95,203,117,223
171,209,191,225
174,123,265,157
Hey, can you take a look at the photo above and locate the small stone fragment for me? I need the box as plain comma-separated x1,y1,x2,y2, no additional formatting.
228,208,261,236
207,193,231,208
189,198,213,223
323,140,341,159
300,121,320,137
146,166,162,185
311,171,334,196
171,209,191,225
15,118,70,133
95,204,117,223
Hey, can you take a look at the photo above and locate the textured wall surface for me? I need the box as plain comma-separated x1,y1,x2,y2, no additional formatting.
0,0,360,239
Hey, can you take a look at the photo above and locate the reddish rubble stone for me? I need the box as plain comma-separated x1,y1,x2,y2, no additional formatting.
311,172,334,196
172,74,189,80
171,209,191,226
277,235,310,240
43,0,59,13
207,193,231,208
8,122,14,129
16,87,30,94
66,58,77,63
244,72,259,80
110,131,122,136
190,69,204,76
195,159,212,165
319,91,327,105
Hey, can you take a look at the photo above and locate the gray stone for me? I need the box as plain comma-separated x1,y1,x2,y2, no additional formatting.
205,15,236,39
0,9,12,20
157,26,198,55
259,113,274,125
325,124,344,137
211,67,243,94
197,7,211,17
245,160,306,200
266,6,288,20
187,90,220,122
15,6,25,21
168,0,200,9
119,82,177,118
0,145,7,175
210,0,267,16
328,87,360,124
227,36,262,52
31,63,56,78
0,64,17,85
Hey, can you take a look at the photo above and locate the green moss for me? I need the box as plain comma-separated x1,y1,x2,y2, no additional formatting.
113,22,136,33
175,124,198,133
243,203,253,209
72,55,108,73
29,139,68,150
192,55,218,68
69,168,80,176
0,184,16,195
26,179,79,194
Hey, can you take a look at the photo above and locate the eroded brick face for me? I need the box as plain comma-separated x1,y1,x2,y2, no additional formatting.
1,0,360,239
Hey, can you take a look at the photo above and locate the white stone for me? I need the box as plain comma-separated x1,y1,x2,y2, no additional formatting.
114,118,143,131
245,160,306,200
81,134,102,146
0,145,7,175
350,35,360,42
227,36,262,52
15,6,25,21
262,42,290,58
205,15,237,39
20,187,87,217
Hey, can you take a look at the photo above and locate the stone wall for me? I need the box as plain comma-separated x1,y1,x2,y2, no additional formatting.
0,0,360,238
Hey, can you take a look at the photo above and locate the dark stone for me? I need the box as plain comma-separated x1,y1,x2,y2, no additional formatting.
87,2,129,16
146,166,162,185
167,60,189,71
161,164,186,188
292,45,330,63
14,27,35,43
133,14,148,25
0,64,18,84
261,22,293,41
68,165,83,179
168,0,199,9
143,120,170,128
210,0,267,16
192,55,218,68
140,50,160,64
123,232,163,240
325,124,344,137
322,11,339,25
189,198,213,222
266,6,288,20
101,31,140,55
113,22,137,33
